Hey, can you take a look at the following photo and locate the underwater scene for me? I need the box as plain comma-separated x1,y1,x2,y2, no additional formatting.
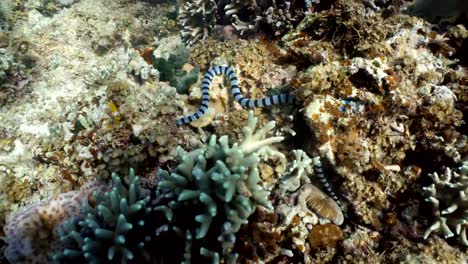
0,0,467,263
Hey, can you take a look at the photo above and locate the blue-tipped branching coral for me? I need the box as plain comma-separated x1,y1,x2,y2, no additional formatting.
154,111,284,263
53,168,159,264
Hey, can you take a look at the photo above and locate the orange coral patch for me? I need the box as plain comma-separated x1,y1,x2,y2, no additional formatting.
137,47,154,65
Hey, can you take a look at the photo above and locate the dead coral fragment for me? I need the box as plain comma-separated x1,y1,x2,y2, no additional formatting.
300,183,344,225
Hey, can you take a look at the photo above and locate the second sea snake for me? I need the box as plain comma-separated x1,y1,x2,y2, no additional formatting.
312,156,341,206
176,65,295,125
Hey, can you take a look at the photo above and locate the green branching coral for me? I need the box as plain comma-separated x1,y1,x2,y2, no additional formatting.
154,111,283,263
46,112,283,263
53,169,152,263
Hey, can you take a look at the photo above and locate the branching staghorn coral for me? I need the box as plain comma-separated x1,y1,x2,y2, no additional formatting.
280,149,314,192
155,111,283,263
177,0,307,45
224,0,306,36
178,0,218,46
422,158,468,246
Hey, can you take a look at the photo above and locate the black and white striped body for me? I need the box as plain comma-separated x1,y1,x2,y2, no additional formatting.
176,65,294,125
313,156,341,206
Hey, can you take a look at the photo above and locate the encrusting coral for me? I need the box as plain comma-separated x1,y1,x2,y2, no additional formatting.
422,157,468,246
151,43,199,94
234,208,283,263
308,223,344,248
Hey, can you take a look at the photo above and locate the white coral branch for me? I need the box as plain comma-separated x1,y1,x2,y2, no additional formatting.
239,111,284,159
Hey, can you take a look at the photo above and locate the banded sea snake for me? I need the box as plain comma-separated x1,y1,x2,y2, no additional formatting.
312,156,341,206
176,65,295,125
175,66,341,206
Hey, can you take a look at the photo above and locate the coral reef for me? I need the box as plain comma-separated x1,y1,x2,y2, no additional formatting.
0,4,192,261
1,0,468,263
283,0,466,232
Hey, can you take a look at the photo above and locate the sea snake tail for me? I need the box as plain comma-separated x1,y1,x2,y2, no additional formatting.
176,65,295,125
313,156,341,206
